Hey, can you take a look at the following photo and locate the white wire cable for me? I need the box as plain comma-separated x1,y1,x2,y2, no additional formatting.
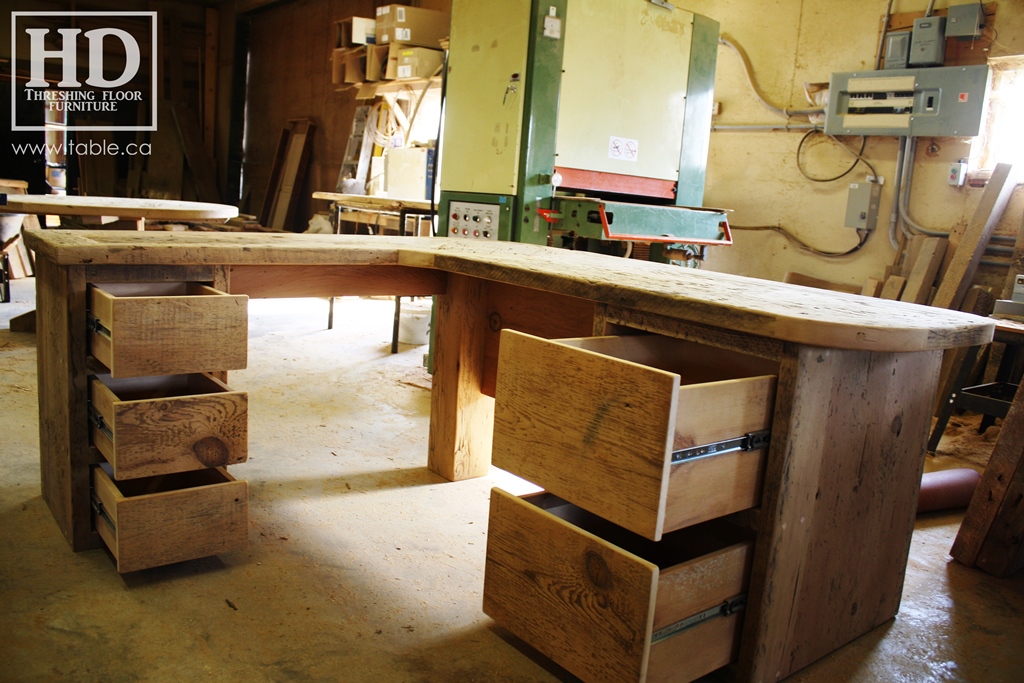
718,35,824,118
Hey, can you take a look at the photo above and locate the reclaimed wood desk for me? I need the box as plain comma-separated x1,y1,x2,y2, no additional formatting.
25,230,992,682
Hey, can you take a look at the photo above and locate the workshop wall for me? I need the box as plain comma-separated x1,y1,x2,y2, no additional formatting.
240,0,450,228
242,0,375,226
692,0,1024,289
237,0,1022,274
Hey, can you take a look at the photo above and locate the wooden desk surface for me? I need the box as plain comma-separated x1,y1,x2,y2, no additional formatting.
1,194,239,220
24,230,994,353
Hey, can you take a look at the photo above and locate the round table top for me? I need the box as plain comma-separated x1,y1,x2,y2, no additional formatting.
0,194,239,220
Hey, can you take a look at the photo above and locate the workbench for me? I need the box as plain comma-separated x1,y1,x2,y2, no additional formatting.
25,229,993,682
312,192,433,236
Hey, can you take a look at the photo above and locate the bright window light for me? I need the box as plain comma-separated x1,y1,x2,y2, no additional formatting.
972,56,1024,170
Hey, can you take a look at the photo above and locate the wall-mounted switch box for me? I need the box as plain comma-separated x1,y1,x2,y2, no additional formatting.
909,16,946,66
845,181,882,231
948,161,968,186
884,31,911,70
946,3,986,38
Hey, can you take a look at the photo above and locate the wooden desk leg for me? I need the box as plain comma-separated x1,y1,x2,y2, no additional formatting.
427,274,493,481
36,259,99,551
738,344,941,682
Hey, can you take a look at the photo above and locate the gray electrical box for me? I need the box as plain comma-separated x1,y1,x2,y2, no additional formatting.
884,31,911,70
825,65,989,137
909,16,946,67
946,3,986,38
845,181,881,231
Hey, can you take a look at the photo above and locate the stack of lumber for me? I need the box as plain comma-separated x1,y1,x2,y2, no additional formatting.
857,164,1018,414
867,234,950,304
862,163,1017,311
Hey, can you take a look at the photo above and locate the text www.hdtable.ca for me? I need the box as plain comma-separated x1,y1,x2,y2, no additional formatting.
10,140,151,157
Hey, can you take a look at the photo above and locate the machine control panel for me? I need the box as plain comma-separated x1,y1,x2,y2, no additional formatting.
447,201,500,240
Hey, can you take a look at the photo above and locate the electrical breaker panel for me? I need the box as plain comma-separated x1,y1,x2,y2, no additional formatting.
825,65,988,137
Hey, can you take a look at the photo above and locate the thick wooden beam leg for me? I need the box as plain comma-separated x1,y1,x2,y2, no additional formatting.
36,259,99,551
738,345,942,682
428,274,493,481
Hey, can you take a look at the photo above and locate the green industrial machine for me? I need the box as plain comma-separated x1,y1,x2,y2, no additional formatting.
437,0,730,256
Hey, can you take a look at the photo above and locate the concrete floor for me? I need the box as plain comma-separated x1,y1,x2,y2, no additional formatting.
2,275,1023,683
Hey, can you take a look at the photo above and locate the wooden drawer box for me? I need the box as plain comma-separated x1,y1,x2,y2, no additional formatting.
90,373,248,480
88,282,248,378
493,331,778,540
484,488,754,683
92,463,248,573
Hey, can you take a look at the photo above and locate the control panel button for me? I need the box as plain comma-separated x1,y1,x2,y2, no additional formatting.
448,201,501,241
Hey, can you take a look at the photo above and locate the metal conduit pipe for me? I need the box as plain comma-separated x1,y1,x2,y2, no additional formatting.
900,137,953,237
889,135,907,249
899,138,1016,244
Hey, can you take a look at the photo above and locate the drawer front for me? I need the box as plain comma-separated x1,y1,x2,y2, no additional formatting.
90,373,248,480
484,488,752,683
92,464,248,573
493,330,776,540
89,282,248,378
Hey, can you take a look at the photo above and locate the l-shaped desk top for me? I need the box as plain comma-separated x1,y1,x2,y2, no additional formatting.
25,228,999,682
26,229,994,352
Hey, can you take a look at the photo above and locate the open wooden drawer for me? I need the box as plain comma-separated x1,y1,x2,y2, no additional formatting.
90,373,248,480
493,330,778,541
484,488,754,683
92,463,248,573
88,282,248,378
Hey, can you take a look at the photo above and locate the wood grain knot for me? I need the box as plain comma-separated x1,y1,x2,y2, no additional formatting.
890,414,903,436
488,312,503,332
193,436,230,467
584,551,612,590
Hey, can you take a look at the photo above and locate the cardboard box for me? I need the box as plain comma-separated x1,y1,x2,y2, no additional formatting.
365,45,390,81
384,44,443,80
332,47,365,85
335,17,376,48
375,4,449,49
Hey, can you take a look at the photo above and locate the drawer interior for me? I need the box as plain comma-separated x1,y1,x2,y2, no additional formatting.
92,281,226,299
99,461,237,498
93,373,233,403
525,491,754,570
558,335,779,385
